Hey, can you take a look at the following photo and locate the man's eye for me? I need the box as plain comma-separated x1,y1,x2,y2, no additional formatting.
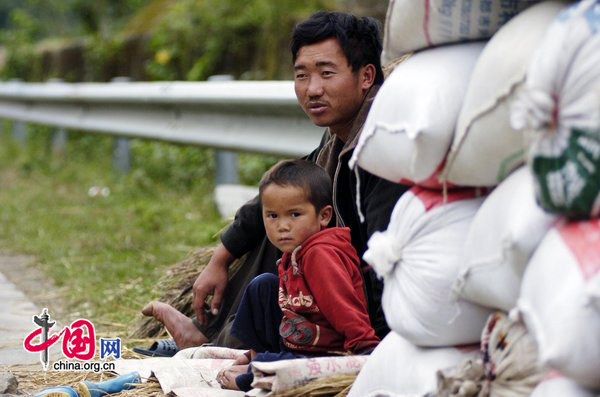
295,73,306,79
322,70,334,76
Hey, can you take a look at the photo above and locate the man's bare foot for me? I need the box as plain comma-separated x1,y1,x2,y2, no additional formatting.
142,301,209,349
216,365,249,390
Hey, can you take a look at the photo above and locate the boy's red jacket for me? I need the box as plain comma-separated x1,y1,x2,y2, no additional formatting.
277,227,379,354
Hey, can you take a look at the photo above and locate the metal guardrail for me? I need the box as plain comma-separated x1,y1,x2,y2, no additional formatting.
0,80,323,157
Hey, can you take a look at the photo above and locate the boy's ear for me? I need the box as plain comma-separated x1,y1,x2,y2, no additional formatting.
319,205,333,228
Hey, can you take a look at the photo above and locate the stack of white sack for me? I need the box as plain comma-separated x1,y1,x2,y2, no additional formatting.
515,219,600,390
511,0,600,219
453,167,558,312
381,0,541,65
508,2,600,391
348,331,479,397
442,1,571,187
362,187,492,347
349,42,484,188
531,372,598,397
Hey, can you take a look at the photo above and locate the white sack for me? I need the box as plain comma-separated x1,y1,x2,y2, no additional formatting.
364,187,492,346
453,167,558,311
381,0,540,65
350,43,484,189
348,331,479,397
442,1,570,187
517,219,600,389
531,372,597,397
511,0,600,218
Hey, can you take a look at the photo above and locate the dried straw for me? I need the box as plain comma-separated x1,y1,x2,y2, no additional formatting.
8,366,166,397
273,375,357,397
382,52,413,78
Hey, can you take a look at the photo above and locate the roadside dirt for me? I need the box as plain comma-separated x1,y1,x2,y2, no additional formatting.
0,252,70,321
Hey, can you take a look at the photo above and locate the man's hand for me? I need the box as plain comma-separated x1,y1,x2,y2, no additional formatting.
192,243,235,325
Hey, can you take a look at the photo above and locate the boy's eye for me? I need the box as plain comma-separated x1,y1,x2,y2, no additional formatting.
266,213,277,219
291,212,301,217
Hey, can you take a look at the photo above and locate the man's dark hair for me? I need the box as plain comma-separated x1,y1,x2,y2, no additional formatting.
259,159,332,212
291,11,384,85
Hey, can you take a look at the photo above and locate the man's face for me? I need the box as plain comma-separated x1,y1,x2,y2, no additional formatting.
294,38,371,140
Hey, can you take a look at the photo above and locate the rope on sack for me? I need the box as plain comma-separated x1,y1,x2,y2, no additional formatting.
354,166,366,224
362,231,400,278
434,312,546,397
510,88,556,132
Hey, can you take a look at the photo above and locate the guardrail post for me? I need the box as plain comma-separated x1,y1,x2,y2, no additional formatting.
208,75,239,185
111,77,131,173
215,151,239,185
11,120,26,145
113,138,131,173
51,127,68,157
6,79,25,146
46,79,69,158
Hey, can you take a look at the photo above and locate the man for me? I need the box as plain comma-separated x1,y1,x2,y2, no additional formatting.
142,11,408,349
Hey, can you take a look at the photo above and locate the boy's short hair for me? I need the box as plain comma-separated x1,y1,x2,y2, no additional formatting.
259,159,332,212
291,11,384,85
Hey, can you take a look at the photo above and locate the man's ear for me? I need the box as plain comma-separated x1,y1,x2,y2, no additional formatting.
319,205,334,228
360,64,376,91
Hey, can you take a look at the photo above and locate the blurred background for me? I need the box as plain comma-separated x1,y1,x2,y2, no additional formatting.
0,0,384,330
0,0,385,82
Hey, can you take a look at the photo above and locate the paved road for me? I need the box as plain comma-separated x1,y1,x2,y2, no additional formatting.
0,256,61,367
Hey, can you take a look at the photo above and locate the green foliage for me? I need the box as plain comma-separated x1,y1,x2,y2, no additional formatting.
129,140,215,192
0,0,334,82
145,0,335,81
83,35,125,81
0,9,42,81
0,128,225,326
238,153,286,186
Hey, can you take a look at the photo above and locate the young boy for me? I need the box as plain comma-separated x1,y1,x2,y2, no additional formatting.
217,159,379,391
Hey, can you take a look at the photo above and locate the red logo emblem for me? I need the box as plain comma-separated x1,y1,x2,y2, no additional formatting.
24,309,96,369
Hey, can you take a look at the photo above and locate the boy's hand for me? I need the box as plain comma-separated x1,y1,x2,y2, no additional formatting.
192,244,234,324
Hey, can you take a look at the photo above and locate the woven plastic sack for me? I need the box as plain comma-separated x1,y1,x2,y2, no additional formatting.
511,0,600,218
363,187,492,346
348,331,479,397
350,43,484,189
531,372,597,397
381,0,540,65
517,219,600,389
453,167,558,311
442,1,569,187
434,312,546,397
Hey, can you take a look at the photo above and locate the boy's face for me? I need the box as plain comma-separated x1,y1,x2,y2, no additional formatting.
261,184,332,253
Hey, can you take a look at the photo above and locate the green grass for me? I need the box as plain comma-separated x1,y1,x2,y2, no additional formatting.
0,124,230,331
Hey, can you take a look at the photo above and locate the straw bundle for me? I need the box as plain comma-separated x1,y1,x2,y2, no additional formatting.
130,246,215,338
273,375,357,397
